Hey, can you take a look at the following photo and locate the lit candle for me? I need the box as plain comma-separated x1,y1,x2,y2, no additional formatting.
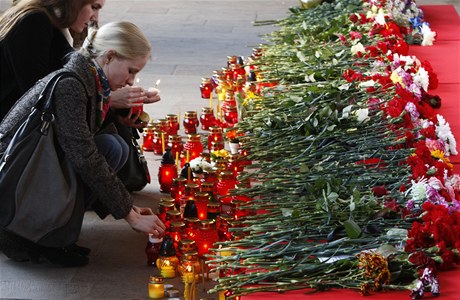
160,260,176,279
148,276,164,299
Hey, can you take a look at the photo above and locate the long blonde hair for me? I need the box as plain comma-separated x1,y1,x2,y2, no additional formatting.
81,21,152,61
0,0,94,40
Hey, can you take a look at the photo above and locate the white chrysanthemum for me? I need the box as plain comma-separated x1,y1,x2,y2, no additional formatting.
355,108,370,123
374,9,386,25
189,157,211,173
436,115,458,155
421,23,436,46
412,67,429,91
350,42,365,55
408,178,428,201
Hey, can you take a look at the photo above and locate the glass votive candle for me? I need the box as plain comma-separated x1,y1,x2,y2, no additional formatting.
183,111,199,134
194,192,210,220
207,126,223,151
166,114,180,135
224,105,238,126
200,107,216,130
183,134,203,161
167,134,183,159
200,77,213,99
148,276,164,299
152,130,166,155
171,177,187,209
142,126,155,152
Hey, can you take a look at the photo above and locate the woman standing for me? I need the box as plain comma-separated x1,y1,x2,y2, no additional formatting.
0,21,166,267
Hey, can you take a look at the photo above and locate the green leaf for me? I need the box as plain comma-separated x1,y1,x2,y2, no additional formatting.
343,219,362,239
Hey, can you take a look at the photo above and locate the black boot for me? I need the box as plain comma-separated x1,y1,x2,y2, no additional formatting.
40,247,89,267
66,243,91,256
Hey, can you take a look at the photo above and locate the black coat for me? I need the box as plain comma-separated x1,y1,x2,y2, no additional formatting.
0,11,73,119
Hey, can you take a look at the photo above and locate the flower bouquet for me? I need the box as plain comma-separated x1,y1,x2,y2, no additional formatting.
206,0,459,299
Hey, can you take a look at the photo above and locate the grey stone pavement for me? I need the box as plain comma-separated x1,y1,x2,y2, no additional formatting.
0,0,459,299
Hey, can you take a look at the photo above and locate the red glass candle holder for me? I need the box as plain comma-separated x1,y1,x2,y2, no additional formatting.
207,202,220,222
216,171,237,206
195,220,219,256
183,111,199,134
166,114,180,135
207,126,223,151
224,105,238,126
227,55,237,67
145,234,163,267
200,107,216,130
171,177,187,209
184,217,201,240
152,130,166,155
221,91,236,114
194,192,209,220
200,77,213,99
158,164,178,193
217,214,234,241
167,134,183,159
165,209,181,229
169,221,185,249
142,127,154,151
183,134,203,161
227,154,244,179
158,201,176,224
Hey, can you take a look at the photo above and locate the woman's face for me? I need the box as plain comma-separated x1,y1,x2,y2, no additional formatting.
105,55,149,91
70,0,106,33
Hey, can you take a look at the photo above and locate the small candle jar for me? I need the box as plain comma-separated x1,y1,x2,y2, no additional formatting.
158,201,176,224
169,221,186,249
152,130,166,155
183,199,198,219
142,126,155,151
156,237,180,279
145,235,163,267
148,276,165,299
222,91,236,114
200,107,216,130
200,77,213,99
194,192,209,220
207,202,221,222
171,177,187,209
195,219,219,256
200,181,216,201
217,214,234,241
166,114,180,135
231,199,248,220
180,252,201,278
158,148,178,193
207,126,223,152
224,105,238,126
227,154,243,179
158,118,170,136
167,134,183,160
184,217,201,240
183,111,199,134
178,239,198,258
211,141,225,152
183,134,203,161
165,209,181,230
217,170,237,209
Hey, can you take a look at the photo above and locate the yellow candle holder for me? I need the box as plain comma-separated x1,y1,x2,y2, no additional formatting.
148,276,164,299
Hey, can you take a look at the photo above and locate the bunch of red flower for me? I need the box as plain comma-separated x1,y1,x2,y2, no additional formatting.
406,202,460,272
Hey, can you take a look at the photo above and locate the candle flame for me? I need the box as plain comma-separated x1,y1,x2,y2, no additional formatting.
154,79,161,88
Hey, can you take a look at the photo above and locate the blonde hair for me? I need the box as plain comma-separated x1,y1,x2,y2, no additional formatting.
0,0,94,40
81,21,152,61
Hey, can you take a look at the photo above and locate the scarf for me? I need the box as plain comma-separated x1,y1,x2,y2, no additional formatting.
88,59,111,127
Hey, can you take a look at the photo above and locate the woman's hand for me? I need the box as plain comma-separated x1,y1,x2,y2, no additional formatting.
110,86,146,109
110,86,161,108
125,206,166,238
143,87,161,104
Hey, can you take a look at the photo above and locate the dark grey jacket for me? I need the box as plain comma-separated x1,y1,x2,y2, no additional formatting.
0,52,132,220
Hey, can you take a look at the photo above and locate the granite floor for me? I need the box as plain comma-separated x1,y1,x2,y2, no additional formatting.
0,0,459,299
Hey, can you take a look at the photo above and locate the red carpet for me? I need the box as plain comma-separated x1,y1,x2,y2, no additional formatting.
243,5,460,299
408,5,460,171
